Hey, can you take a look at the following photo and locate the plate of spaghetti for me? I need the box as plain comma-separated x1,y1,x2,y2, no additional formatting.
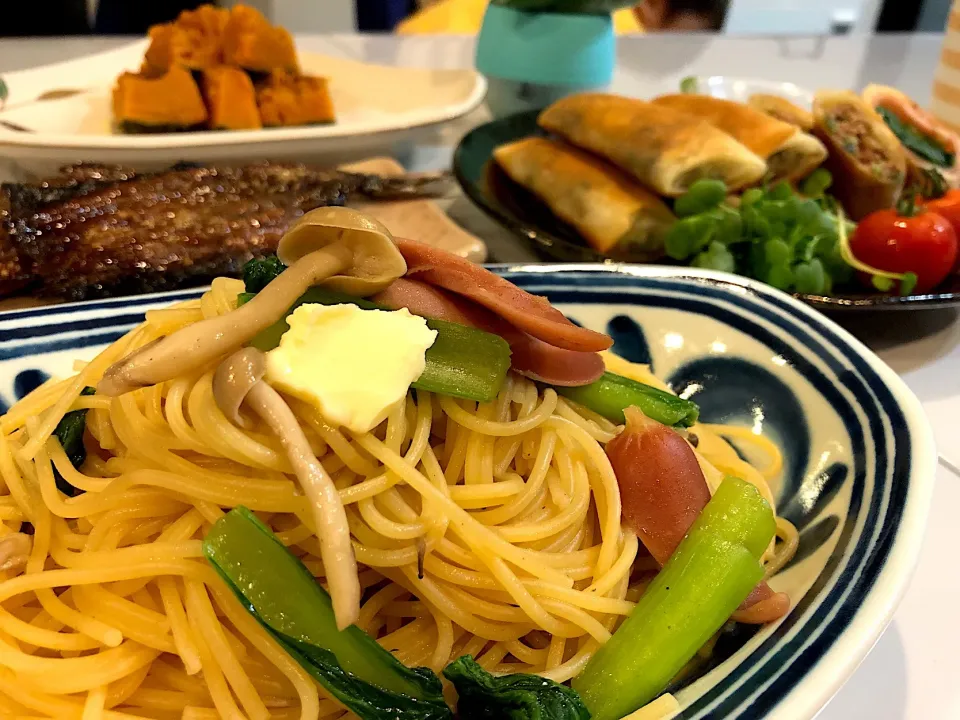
0,207,934,720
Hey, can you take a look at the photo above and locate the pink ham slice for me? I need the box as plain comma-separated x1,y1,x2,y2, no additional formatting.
394,239,612,353
605,407,789,625
373,278,605,386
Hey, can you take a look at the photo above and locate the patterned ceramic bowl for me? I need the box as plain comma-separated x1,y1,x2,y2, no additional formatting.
0,265,935,719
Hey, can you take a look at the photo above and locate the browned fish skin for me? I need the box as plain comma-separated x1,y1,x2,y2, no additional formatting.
1,162,450,301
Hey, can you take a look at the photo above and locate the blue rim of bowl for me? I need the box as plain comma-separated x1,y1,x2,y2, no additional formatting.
0,265,935,718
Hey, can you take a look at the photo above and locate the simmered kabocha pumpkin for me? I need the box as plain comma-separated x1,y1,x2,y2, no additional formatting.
113,66,208,133
115,3,334,133
142,5,229,74
223,5,299,73
257,70,335,127
202,66,262,130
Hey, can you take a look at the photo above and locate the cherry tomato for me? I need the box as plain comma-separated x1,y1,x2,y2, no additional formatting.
923,190,960,266
849,205,958,293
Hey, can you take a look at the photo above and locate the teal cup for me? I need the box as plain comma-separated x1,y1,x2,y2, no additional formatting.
475,3,615,117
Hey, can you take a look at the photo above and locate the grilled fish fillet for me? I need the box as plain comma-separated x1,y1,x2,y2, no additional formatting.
0,162,449,300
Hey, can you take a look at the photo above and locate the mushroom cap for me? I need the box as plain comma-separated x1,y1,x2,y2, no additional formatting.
278,207,406,296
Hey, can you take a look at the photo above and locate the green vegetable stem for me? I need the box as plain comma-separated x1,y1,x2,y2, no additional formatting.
205,508,596,720
237,287,512,403
555,372,699,428
52,386,96,496
204,507,454,720
573,476,776,720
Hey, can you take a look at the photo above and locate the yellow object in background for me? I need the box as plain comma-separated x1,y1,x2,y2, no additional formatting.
397,0,644,34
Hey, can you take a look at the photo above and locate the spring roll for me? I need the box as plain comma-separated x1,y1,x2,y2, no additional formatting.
812,90,907,220
538,93,767,197
494,137,676,260
747,93,815,132
652,94,827,183
863,83,960,188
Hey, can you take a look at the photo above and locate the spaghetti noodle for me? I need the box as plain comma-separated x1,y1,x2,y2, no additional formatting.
0,276,797,719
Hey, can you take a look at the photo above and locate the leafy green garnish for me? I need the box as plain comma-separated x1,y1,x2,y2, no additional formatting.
52,387,96,496
242,255,287,293
444,656,590,720
878,107,955,168
799,168,833,198
673,178,727,218
679,76,699,94
666,177,853,296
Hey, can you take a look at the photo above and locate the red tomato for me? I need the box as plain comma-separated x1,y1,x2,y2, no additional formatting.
924,190,960,266
849,206,958,293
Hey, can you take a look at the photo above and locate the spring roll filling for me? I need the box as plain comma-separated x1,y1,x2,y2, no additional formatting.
824,105,903,182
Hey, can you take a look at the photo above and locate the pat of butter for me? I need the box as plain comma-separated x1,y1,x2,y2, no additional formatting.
265,303,437,434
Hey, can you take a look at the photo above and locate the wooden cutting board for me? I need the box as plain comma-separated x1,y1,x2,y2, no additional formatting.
342,157,487,262
0,157,487,312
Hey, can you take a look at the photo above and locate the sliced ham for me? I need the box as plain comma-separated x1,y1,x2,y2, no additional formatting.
373,278,604,386
605,407,789,624
394,239,612,353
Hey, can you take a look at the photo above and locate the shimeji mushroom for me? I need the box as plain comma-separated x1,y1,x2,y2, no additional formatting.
98,207,405,396
0,533,31,575
212,347,361,630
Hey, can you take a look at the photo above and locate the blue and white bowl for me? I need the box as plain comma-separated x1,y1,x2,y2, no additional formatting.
0,265,935,719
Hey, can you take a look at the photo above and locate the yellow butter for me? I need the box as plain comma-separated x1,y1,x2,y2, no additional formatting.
265,303,437,433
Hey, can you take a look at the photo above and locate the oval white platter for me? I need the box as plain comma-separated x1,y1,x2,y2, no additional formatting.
0,39,486,172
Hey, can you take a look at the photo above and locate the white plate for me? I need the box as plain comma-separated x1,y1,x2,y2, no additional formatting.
676,75,814,107
0,40,486,173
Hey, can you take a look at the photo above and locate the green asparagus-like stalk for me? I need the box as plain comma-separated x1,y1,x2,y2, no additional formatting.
555,371,699,427
204,507,453,720
573,476,776,720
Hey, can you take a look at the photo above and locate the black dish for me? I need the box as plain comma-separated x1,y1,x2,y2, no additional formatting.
454,110,960,311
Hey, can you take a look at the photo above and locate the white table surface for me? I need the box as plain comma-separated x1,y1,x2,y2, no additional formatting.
1,32,958,720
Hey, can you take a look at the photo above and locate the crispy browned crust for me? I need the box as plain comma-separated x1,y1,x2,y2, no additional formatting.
652,94,798,159
0,163,450,301
748,94,815,132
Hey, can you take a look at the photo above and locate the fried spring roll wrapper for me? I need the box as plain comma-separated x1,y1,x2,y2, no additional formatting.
863,83,960,189
747,93,815,132
494,137,676,260
538,93,767,197
652,94,827,182
812,90,907,220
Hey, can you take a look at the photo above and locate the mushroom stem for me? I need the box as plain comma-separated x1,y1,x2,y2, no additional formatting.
212,349,361,630
0,533,31,576
99,244,352,397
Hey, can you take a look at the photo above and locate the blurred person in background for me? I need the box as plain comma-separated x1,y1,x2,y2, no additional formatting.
2,0,211,36
95,0,209,33
381,0,728,33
